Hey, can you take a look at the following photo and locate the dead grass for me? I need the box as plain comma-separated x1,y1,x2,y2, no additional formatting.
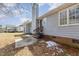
0,33,21,48
0,33,79,56
0,33,33,56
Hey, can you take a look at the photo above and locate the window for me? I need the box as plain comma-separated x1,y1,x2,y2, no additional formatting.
69,8,76,24
76,5,79,23
60,10,67,25
59,4,79,26
42,18,47,27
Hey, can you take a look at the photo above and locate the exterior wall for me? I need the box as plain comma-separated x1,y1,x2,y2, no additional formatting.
17,26,24,32
23,22,31,34
42,9,79,40
24,24,31,33
26,25,31,33
23,25,27,33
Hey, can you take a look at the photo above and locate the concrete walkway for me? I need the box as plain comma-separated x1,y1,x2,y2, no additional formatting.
15,35,37,48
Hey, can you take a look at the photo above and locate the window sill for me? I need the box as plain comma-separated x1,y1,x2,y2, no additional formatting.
58,23,79,27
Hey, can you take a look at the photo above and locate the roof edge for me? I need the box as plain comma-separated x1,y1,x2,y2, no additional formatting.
38,3,77,20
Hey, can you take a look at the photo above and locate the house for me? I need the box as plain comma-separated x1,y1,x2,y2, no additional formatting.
16,25,24,32
4,25,17,32
37,3,79,48
22,20,32,34
0,25,3,33
0,25,6,33
25,22,31,34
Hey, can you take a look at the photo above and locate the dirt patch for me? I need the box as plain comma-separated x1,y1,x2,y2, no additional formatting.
27,40,79,56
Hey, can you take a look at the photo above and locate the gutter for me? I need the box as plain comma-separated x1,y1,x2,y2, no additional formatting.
37,3,77,20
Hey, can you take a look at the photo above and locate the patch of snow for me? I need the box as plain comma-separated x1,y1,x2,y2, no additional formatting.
46,41,64,54
46,41,58,48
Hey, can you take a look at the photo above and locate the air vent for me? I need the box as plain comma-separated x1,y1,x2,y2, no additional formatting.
72,39,79,44
52,36,56,38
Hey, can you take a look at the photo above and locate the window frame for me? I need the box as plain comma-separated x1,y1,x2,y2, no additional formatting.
58,4,79,26
58,9,68,26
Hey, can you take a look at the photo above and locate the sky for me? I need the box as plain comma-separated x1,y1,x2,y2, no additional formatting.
0,3,62,26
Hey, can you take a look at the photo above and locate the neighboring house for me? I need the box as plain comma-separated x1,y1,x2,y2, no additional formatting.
22,20,32,34
16,25,24,32
4,25,17,32
0,25,6,33
37,3,79,48
0,25,3,33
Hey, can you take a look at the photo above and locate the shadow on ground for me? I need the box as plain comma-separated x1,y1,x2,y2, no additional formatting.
0,37,79,56
0,42,24,56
